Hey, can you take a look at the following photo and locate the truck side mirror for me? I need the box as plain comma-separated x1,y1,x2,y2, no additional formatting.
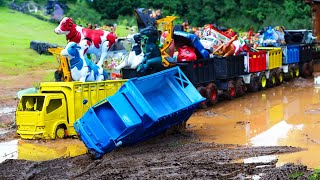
83,99,88,105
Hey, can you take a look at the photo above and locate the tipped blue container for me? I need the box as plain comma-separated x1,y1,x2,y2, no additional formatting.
74,67,205,157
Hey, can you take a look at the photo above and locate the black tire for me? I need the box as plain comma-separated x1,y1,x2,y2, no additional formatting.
276,70,284,85
55,125,66,139
268,71,277,88
258,72,267,90
224,80,236,100
248,74,259,92
197,86,208,108
235,78,246,97
206,83,218,105
289,66,294,79
300,62,310,78
309,60,314,75
294,65,300,78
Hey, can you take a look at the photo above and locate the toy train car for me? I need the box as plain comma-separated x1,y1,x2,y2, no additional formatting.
122,43,317,107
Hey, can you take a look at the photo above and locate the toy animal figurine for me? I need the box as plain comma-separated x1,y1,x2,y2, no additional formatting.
137,26,162,73
259,26,285,47
61,42,108,82
54,17,117,64
114,34,144,70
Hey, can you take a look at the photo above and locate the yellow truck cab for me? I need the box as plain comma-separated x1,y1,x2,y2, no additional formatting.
16,80,126,139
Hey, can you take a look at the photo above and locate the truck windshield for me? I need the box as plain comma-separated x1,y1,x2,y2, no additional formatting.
19,96,45,111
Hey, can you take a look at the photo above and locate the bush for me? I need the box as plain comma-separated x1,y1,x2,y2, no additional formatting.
0,0,5,7
66,1,101,26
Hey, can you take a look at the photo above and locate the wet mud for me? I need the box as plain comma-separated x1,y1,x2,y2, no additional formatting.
0,71,319,179
188,77,320,168
0,132,308,179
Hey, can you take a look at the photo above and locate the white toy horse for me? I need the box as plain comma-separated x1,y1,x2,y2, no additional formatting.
114,34,144,70
61,42,108,82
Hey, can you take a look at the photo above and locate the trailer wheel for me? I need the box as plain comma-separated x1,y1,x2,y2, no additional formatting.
268,71,276,88
294,65,300,77
276,71,284,85
55,125,66,139
225,80,236,100
236,78,246,97
289,66,294,79
258,73,267,90
309,60,314,75
206,83,218,105
197,86,208,108
248,74,259,92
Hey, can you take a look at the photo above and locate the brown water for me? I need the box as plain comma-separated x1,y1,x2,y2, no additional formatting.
188,78,320,168
0,139,87,162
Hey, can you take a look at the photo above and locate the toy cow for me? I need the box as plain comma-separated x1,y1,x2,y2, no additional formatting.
54,17,117,64
61,42,108,82
114,34,144,70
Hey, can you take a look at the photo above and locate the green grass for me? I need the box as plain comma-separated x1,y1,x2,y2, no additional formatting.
0,7,66,75
0,7,132,76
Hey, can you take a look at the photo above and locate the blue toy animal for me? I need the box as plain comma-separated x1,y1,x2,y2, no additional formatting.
61,42,108,82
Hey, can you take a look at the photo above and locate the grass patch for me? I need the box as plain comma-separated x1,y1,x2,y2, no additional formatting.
0,7,66,75
0,7,132,77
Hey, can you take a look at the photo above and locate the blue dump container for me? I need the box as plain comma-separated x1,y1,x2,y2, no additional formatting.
74,67,205,157
282,45,300,64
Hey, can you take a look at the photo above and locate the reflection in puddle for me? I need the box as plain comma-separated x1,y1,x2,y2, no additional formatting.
0,139,87,162
0,107,15,115
243,155,277,164
251,121,303,146
0,140,18,163
188,78,320,168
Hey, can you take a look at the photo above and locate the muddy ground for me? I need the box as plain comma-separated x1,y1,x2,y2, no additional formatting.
0,72,317,179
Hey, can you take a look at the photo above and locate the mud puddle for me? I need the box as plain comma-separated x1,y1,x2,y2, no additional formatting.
188,78,320,168
0,139,88,162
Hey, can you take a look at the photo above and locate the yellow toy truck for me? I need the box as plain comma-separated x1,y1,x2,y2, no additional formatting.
16,80,126,139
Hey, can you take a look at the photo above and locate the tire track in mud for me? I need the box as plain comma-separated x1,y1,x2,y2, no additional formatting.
0,132,308,179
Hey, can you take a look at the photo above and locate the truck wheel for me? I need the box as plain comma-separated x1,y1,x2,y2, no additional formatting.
224,80,236,100
258,73,267,90
309,60,314,75
300,62,309,78
268,71,276,88
236,78,246,97
288,66,294,79
276,71,284,85
55,125,66,139
248,74,259,92
294,65,300,77
197,86,208,108
206,83,218,105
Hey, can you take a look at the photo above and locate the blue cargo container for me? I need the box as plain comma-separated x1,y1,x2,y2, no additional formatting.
74,67,205,157
282,45,300,64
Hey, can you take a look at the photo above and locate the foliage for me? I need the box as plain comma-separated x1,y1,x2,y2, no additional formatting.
88,0,311,31
288,171,304,179
0,0,5,7
308,168,320,180
66,1,101,26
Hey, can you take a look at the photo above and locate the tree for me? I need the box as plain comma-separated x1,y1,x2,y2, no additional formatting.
66,1,101,26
